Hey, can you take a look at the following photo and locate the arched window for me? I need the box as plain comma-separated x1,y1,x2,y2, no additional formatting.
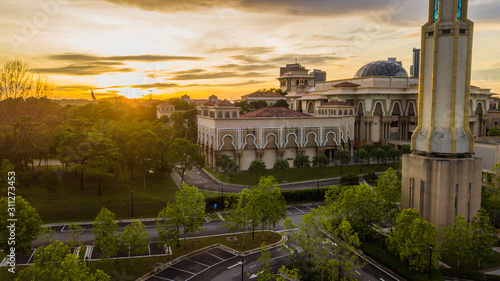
304,80,308,86
217,112,222,118
296,80,299,86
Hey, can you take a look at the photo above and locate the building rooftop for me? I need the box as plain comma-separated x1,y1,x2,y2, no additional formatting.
242,91,284,98
332,82,361,88
241,107,313,118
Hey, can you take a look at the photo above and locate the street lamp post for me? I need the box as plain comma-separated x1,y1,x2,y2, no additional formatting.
428,245,433,279
131,190,134,217
241,259,245,281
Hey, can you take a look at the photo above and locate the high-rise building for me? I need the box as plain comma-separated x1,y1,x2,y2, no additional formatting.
402,0,482,227
410,48,421,78
311,69,327,84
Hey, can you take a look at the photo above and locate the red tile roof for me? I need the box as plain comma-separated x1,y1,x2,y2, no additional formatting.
217,100,234,106
332,82,361,88
203,101,215,106
242,91,284,98
241,107,312,118
322,101,352,106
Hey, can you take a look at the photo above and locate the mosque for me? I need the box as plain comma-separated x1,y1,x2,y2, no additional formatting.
192,56,495,171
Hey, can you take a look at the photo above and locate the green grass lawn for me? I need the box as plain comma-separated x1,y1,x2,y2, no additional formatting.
206,163,399,185
0,232,282,281
208,213,221,221
441,250,500,271
19,165,180,223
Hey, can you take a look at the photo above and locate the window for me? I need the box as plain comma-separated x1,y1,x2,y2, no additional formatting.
454,184,459,218
390,133,398,140
391,121,399,127
218,112,222,118
304,80,308,86
433,0,439,22
457,0,462,20
296,80,299,86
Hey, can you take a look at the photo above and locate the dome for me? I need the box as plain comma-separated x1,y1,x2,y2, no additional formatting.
355,60,408,78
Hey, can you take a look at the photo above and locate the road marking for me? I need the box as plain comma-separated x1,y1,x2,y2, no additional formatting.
228,261,243,269
250,271,263,279
380,278,385,281
170,266,195,275
60,224,66,232
356,270,361,275
186,258,209,268
293,206,304,213
250,264,256,268
205,251,225,261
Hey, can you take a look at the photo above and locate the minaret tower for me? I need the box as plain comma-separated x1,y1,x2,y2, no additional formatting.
402,0,482,227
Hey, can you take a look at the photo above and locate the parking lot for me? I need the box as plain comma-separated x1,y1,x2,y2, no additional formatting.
144,246,237,281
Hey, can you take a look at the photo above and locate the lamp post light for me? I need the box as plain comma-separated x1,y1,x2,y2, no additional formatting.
131,190,134,217
428,244,433,279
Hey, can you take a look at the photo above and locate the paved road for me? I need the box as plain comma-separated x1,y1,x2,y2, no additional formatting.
183,168,341,193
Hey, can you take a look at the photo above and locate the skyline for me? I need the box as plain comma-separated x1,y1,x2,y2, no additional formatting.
1,0,500,100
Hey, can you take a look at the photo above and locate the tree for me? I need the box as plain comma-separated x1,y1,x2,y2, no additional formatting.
16,241,110,281
222,197,249,248
255,242,275,281
168,138,205,183
248,160,266,181
353,149,369,172
256,176,287,239
38,226,56,245
388,148,401,167
234,100,250,114
84,131,122,196
488,125,500,136
400,144,411,154
273,158,289,181
176,184,206,245
334,149,350,174
0,159,15,193
388,209,440,273
471,208,497,267
157,202,182,248
0,60,52,100
371,148,386,168
362,143,376,165
39,171,59,193
121,220,150,268
374,168,401,229
0,196,42,254
273,99,289,108
216,154,239,180
442,215,473,268
249,100,268,111
328,184,380,240
92,207,119,259
328,218,364,281
126,129,162,190
312,153,329,176
67,223,84,248
294,153,310,178
256,87,288,96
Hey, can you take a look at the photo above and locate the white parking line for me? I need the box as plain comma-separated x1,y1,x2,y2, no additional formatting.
186,258,209,268
293,206,304,213
356,270,361,275
60,225,67,232
170,266,196,275
380,278,385,281
205,251,225,261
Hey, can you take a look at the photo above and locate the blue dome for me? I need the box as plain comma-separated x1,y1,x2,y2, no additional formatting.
355,60,408,78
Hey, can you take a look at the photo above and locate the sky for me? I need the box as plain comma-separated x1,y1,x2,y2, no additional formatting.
1,0,499,100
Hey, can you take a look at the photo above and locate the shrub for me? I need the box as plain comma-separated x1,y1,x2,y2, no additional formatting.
340,174,359,185
363,172,378,181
